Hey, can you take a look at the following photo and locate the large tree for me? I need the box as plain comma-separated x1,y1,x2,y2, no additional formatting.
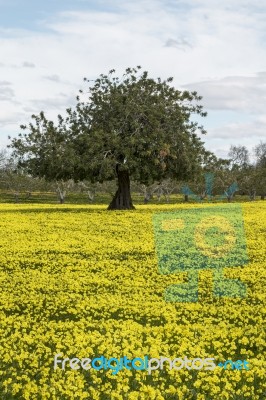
9,66,208,209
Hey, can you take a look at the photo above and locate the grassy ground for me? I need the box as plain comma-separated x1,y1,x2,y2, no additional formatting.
0,190,260,205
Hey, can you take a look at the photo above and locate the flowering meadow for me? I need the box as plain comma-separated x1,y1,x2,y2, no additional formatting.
0,202,265,399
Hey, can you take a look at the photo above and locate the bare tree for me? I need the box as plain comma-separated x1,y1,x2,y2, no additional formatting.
228,145,250,170
133,182,159,203
254,141,266,168
54,180,74,204
156,179,177,203
78,181,100,203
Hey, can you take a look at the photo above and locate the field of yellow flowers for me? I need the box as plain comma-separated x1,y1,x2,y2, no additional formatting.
0,202,265,400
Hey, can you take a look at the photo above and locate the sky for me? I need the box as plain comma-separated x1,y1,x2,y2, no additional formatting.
0,0,266,159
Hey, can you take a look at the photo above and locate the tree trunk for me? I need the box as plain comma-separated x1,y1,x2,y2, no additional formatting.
249,190,256,201
184,194,189,202
144,195,150,204
261,195,265,200
107,169,135,210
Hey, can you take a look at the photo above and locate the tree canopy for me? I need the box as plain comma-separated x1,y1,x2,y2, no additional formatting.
9,66,209,209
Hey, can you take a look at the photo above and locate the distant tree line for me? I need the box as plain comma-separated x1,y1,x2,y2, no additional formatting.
0,142,265,204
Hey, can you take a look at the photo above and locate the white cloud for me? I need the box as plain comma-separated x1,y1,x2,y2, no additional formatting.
28,93,76,111
22,61,36,68
183,73,266,114
0,81,15,101
0,110,24,127
208,119,266,139
164,37,193,51
202,116,266,159
43,74,63,83
0,0,265,155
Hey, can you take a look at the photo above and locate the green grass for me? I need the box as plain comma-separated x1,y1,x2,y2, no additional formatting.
0,190,261,205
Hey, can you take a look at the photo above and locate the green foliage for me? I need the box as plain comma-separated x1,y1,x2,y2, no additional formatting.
9,112,76,181
9,66,208,185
